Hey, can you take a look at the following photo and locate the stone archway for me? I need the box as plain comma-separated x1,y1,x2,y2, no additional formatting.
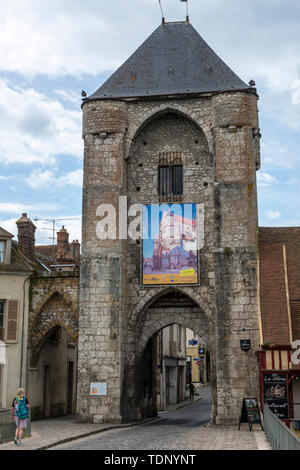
29,292,78,367
28,291,78,419
122,289,216,424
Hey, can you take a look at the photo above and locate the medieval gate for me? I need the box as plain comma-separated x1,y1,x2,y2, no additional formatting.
77,20,261,425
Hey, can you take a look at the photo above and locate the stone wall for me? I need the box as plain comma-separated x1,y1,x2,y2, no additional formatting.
28,272,79,420
78,90,261,425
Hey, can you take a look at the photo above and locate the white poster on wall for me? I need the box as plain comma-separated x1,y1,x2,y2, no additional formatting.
90,382,107,396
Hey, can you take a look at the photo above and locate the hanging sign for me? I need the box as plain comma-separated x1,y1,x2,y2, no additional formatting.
240,339,251,352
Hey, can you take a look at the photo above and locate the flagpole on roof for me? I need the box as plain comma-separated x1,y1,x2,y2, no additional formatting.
179,0,189,22
158,0,165,23
185,0,189,22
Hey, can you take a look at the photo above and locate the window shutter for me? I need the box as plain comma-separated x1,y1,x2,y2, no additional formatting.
6,300,18,343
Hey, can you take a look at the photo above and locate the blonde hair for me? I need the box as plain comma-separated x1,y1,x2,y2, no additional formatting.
16,388,25,398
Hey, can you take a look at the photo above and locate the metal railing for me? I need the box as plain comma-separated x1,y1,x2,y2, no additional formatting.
264,406,300,450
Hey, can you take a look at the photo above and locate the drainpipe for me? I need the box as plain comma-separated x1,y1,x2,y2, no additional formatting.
19,276,30,388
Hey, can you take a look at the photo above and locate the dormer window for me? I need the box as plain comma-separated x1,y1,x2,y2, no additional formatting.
0,241,5,263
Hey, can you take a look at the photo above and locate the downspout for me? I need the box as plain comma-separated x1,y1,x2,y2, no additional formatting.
19,275,30,388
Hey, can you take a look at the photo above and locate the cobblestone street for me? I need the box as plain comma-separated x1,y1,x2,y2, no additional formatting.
51,388,271,451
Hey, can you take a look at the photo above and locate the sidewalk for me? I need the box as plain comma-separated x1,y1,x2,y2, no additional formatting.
0,415,158,451
0,396,200,451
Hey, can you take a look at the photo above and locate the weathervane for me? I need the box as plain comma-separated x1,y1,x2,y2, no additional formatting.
159,0,190,23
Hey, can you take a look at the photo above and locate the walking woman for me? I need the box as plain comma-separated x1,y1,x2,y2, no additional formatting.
11,388,30,447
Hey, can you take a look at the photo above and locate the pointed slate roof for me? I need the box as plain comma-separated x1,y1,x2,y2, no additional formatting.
89,21,252,100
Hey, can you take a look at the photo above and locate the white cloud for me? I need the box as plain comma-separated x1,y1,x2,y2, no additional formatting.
0,79,82,165
291,80,300,105
25,169,83,190
26,170,55,189
261,141,299,170
54,89,82,107
0,202,59,214
266,210,281,220
257,172,278,187
58,169,83,187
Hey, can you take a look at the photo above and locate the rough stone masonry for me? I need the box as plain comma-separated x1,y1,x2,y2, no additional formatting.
77,20,262,425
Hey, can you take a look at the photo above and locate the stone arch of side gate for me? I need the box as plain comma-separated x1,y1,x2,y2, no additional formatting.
29,291,78,367
125,287,217,423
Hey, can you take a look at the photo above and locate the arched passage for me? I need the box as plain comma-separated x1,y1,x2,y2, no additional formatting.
123,290,216,424
28,292,78,420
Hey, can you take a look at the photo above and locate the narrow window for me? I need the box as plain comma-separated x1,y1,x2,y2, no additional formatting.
0,241,5,263
158,152,183,200
0,301,4,341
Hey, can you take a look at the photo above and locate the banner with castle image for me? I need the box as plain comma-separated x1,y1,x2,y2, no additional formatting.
142,204,199,286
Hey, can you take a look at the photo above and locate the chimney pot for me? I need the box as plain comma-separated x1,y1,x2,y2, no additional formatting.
16,213,36,260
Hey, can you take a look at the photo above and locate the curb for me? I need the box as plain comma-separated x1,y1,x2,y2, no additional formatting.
38,416,161,450
175,396,203,411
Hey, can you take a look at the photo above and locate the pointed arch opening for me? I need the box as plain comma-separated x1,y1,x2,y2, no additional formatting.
28,292,78,420
122,289,216,425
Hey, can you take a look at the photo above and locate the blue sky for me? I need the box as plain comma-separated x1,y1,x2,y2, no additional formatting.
0,0,299,244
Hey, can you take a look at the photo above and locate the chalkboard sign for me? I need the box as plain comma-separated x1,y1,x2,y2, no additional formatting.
263,373,288,420
239,398,263,431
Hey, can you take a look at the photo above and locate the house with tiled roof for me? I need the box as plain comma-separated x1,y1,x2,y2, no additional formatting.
0,214,80,441
258,227,300,430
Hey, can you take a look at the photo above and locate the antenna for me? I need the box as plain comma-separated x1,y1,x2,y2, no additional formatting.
34,217,80,260
158,0,165,23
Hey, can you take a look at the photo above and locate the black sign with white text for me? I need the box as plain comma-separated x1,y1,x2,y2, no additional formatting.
263,373,288,420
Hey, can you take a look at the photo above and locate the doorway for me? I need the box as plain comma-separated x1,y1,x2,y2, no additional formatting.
67,361,74,414
43,365,51,417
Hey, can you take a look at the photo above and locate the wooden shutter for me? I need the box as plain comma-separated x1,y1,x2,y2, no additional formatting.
6,300,18,343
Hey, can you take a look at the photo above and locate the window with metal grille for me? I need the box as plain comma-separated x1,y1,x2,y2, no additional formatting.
158,152,183,199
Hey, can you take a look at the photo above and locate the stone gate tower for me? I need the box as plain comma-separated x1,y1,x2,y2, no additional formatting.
78,20,261,425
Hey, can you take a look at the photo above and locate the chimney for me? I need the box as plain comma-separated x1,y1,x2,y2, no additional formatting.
16,213,36,260
56,226,70,261
71,240,80,261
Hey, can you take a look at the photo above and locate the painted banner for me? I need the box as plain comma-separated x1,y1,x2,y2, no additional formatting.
142,203,199,286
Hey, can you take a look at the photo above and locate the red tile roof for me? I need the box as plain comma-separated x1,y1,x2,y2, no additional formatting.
259,227,300,345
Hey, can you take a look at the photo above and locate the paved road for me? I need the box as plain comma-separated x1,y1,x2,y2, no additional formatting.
51,388,270,450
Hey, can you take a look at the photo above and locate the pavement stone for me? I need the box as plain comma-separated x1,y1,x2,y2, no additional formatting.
0,388,271,451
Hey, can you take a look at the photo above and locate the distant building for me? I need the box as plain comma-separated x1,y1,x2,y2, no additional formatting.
186,329,209,385
0,214,80,423
0,225,32,409
156,324,186,410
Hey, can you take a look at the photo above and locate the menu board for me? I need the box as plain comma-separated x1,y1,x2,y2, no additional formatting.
239,398,262,431
263,373,288,420
244,398,261,423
